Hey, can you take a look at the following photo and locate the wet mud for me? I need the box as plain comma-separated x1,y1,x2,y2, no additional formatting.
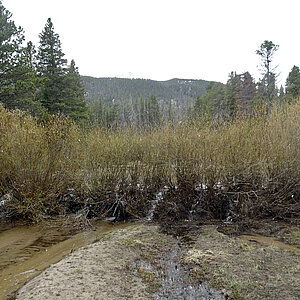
133,244,225,300
1,217,300,300
239,233,300,253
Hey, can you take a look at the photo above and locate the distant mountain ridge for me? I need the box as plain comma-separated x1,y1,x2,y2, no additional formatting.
81,76,217,103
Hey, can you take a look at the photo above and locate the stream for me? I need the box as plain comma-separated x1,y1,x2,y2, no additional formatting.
0,219,128,300
133,242,225,300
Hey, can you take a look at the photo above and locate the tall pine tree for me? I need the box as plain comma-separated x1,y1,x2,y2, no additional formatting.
286,65,300,99
37,18,87,122
256,40,279,113
0,1,40,112
61,59,87,122
37,18,67,114
193,83,226,120
225,72,239,118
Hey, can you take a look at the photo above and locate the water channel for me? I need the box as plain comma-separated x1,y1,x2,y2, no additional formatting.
0,219,128,300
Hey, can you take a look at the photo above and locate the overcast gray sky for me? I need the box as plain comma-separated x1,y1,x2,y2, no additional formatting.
3,0,300,85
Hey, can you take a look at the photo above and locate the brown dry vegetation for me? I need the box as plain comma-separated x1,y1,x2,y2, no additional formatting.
184,225,300,300
0,100,299,221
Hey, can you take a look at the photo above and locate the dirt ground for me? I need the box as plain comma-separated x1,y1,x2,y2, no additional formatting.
15,223,175,300
15,221,300,300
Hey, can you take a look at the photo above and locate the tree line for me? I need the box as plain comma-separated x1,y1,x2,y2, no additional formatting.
2,0,300,127
81,77,210,104
192,41,300,120
88,95,162,128
0,2,87,122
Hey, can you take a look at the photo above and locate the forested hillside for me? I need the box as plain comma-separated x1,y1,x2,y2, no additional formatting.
82,77,219,126
81,76,214,103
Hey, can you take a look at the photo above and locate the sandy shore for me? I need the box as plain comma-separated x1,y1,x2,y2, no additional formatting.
16,224,161,300
15,222,300,300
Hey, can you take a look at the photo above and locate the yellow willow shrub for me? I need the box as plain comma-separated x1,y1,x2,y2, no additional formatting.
0,107,83,219
260,102,300,182
1,99,300,220
83,127,160,193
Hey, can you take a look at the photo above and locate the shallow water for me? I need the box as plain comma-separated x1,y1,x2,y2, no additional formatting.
133,242,225,300
239,233,300,253
0,219,128,300
155,244,225,300
146,191,164,221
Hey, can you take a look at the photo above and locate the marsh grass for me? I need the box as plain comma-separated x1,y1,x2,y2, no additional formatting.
0,101,299,221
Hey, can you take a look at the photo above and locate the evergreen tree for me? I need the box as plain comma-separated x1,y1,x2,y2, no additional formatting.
37,18,67,114
278,85,285,105
148,95,161,125
139,97,145,126
106,102,119,128
61,59,87,122
167,100,173,122
88,98,104,125
88,98,120,128
121,101,132,127
0,1,23,105
256,40,279,113
237,72,256,113
37,18,87,122
279,85,285,97
0,1,40,112
16,41,44,113
225,72,239,118
193,83,225,120
286,65,300,99
193,74,255,120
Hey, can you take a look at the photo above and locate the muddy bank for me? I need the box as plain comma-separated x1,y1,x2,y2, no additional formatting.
14,224,165,300
0,218,130,300
15,223,225,300
9,221,300,300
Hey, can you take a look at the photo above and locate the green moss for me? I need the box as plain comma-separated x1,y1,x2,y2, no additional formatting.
136,267,161,294
75,268,83,274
